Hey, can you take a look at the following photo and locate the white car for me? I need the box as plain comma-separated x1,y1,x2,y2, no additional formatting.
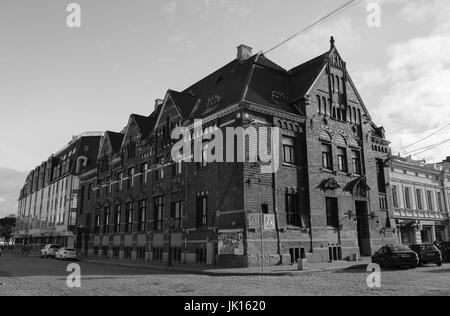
55,248,78,261
40,244,61,258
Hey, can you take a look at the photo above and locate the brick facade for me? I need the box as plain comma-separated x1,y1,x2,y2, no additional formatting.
17,38,399,266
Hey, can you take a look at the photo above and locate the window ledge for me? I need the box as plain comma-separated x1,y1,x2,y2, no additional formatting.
282,163,297,168
320,168,334,174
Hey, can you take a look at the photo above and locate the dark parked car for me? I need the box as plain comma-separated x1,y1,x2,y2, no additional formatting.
372,245,419,269
438,242,450,262
410,244,442,266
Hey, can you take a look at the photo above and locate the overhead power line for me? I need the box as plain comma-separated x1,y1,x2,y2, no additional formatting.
395,122,450,154
408,139,450,157
264,0,362,55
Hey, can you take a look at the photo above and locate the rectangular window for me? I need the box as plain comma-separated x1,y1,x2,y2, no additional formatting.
124,247,132,260
153,247,164,262
196,142,209,169
156,157,165,180
117,172,123,191
322,143,333,170
285,190,301,227
128,168,135,188
138,199,147,232
337,147,348,172
437,192,443,212
171,202,183,230
351,150,361,175
114,204,121,233
427,191,434,211
392,186,399,208
140,163,148,184
416,189,423,210
196,196,208,228
154,196,164,230
404,188,411,209
103,207,110,234
125,202,133,233
137,247,146,261
283,137,296,165
94,215,100,234
173,161,183,176
326,197,339,229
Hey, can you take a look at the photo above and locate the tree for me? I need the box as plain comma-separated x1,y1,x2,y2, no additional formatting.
0,217,16,243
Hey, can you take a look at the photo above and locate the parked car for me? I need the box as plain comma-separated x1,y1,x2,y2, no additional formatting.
372,245,419,268
40,244,61,258
438,242,450,262
55,248,78,261
410,244,442,266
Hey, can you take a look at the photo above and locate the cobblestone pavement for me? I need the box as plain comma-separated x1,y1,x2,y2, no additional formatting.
0,255,449,296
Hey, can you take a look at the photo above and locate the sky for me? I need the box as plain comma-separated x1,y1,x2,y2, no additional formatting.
0,0,449,216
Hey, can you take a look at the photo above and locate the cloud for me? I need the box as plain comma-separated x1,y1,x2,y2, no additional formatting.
283,16,361,68
0,168,27,218
163,0,251,21
362,0,450,161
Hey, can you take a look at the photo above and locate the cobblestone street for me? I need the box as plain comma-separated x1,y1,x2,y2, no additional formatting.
0,255,449,296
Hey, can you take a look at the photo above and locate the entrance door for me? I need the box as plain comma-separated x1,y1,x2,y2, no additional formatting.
355,201,371,256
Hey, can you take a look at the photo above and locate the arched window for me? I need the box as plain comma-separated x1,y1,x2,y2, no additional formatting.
332,106,337,119
341,78,345,93
341,105,347,122
319,130,332,143
322,97,327,115
336,76,340,93
353,108,357,124
335,135,347,147
317,95,322,114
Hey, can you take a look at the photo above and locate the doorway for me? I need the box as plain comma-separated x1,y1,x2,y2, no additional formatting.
355,201,371,256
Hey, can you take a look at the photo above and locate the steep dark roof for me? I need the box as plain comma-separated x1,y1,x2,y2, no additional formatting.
168,90,199,118
131,114,155,139
106,131,124,153
162,47,333,119
288,52,328,100
182,55,258,118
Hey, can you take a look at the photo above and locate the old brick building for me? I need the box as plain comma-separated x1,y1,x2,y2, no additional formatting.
75,38,397,266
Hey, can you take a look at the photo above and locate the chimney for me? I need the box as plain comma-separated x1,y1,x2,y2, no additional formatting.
237,44,253,61
155,99,164,112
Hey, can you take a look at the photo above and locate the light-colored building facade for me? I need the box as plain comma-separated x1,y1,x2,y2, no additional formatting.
390,156,450,245
14,133,102,249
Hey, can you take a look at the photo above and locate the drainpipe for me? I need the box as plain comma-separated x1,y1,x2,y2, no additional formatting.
271,129,282,263
272,172,282,263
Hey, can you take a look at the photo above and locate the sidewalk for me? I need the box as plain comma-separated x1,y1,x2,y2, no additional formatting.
80,257,371,277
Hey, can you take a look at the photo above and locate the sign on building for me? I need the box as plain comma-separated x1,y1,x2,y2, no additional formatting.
263,214,276,230
248,214,261,230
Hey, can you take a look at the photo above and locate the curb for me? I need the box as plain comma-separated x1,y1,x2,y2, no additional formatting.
80,259,361,277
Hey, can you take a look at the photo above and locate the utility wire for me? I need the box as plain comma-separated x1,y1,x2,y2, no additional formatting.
264,0,362,55
409,139,450,157
394,122,450,154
